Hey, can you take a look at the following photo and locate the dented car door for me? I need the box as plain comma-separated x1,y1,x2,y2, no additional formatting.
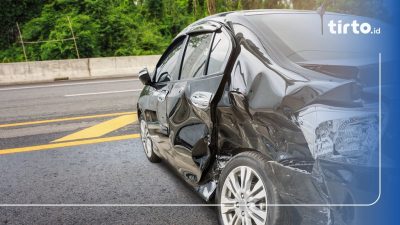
166,27,233,184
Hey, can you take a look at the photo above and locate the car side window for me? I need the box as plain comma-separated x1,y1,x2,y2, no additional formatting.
155,38,185,83
180,33,213,80
207,31,232,75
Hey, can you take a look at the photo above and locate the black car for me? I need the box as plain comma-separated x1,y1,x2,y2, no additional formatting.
137,10,383,225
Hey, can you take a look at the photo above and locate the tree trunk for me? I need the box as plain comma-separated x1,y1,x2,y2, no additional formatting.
206,0,216,15
193,0,197,16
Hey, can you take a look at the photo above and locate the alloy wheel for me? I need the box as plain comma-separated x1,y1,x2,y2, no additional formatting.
140,119,152,158
220,166,268,225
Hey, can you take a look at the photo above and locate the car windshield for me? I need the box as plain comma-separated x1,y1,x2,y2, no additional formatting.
247,13,386,64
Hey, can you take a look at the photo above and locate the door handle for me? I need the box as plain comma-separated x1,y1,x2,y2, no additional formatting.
190,92,213,109
157,90,169,102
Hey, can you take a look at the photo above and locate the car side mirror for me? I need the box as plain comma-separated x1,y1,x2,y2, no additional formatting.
139,68,152,85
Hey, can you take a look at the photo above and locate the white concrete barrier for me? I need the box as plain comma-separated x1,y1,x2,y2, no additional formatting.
89,55,159,78
0,55,160,85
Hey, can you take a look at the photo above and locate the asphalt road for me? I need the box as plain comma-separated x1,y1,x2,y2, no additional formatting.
0,78,218,225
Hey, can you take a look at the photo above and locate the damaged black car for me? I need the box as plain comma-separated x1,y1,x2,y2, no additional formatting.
137,10,383,225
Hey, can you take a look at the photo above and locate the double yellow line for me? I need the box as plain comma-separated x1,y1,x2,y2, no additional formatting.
0,112,140,155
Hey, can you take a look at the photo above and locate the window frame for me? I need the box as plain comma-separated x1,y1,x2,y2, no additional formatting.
153,35,188,84
153,23,234,84
179,32,216,81
178,27,233,82
205,28,233,76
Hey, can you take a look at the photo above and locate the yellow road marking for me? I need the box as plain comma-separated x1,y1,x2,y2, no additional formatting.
0,111,136,128
53,114,138,143
0,134,140,155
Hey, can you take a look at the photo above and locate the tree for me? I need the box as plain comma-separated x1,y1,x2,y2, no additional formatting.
0,0,45,50
0,0,392,62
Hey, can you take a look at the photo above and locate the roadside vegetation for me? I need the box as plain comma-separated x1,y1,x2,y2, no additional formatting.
0,0,389,62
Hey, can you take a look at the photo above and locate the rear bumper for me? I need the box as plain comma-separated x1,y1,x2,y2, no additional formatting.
265,159,379,225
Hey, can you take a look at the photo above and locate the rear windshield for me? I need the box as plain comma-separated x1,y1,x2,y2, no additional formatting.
247,13,386,64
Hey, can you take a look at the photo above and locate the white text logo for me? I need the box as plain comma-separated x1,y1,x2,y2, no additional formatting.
328,20,381,35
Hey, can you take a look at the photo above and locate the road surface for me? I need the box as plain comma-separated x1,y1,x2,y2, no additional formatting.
0,78,217,225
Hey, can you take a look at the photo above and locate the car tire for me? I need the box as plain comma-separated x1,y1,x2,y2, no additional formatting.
139,115,161,163
216,151,289,225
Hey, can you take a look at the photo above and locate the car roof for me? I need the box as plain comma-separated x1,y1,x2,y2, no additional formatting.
179,9,348,36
